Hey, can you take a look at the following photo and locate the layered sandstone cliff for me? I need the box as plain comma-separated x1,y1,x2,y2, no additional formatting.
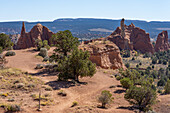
16,22,54,49
155,31,169,52
107,19,155,54
80,39,126,70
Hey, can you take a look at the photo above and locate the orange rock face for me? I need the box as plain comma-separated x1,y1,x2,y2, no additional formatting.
107,23,155,54
155,31,170,52
80,40,126,70
16,22,54,49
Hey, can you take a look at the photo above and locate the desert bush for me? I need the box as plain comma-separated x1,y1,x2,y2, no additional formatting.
45,87,53,91
157,79,166,86
35,64,44,69
152,57,157,64
116,75,123,80
125,86,156,111
38,48,48,58
120,78,133,89
57,49,96,82
43,56,49,62
98,90,113,108
5,51,16,56
52,30,79,56
121,50,130,58
0,104,21,112
0,33,13,51
35,39,50,51
139,62,142,65
157,89,162,93
163,60,167,65
132,57,135,60
125,63,130,68
164,79,170,94
136,64,139,68
0,47,2,54
71,101,78,107
58,90,67,96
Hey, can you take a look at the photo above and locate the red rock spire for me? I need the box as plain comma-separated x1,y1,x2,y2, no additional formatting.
21,22,26,36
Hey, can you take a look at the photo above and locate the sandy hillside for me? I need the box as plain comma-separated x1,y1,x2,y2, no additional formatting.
2,48,170,113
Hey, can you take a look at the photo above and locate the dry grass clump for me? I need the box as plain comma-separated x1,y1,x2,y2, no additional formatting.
0,68,43,91
31,93,53,106
0,103,21,112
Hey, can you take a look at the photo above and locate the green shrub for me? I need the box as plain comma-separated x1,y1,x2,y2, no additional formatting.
139,62,142,65
136,64,139,68
152,65,154,69
38,48,48,58
152,58,157,64
5,51,16,56
120,78,133,89
157,79,166,86
35,39,50,51
164,79,170,94
0,47,2,53
157,89,162,93
43,56,49,62
0,104,21,112
125,63,130,68
116,75,123,80
98,90,113,108
163,60,167,65
35,64,44,69
132,57,135,60
43,40,50,50
58,90,67,96
125,86,156,112
71,101,78,107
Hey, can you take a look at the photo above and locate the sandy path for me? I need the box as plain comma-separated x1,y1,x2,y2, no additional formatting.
5,48,41,73
4,48,133,113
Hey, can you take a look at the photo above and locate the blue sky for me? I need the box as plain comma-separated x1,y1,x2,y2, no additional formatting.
1,0,170,22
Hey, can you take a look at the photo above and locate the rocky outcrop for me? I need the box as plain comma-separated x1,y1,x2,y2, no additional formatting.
80,40,126,70
16,22,54,49
155,31,169,52
107,19,155,54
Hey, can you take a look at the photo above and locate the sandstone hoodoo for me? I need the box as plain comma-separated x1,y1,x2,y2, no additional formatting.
16,22,54,49
80,39,126,70
155,31,170,52
107,18,155,54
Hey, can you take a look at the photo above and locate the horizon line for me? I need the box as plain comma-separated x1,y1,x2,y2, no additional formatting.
1,17,170,22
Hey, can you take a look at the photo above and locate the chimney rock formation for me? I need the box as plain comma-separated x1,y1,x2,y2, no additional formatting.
16,22,54,49
155,31,169,52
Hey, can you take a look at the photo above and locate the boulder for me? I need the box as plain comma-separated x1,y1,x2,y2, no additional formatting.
80,40,126,70
107,19,155,54
155,31,169,52
15,22,54,49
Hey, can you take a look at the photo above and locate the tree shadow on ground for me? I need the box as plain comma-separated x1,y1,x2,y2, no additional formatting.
114,89,126,94
30,71,58,77
116,106,135,111
46,80,87,90
29,68,59,77
25,49,38,53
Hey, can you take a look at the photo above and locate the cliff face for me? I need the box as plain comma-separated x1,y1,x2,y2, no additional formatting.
107,20,155,54
80,39,126,70
155,31,169,52
16,22,54,49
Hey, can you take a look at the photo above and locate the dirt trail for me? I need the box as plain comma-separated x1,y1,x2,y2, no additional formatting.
5,48,41,73
4,48,133,113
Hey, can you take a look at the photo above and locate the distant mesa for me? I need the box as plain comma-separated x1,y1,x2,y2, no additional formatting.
15,22,54,49
155,31,170,52
106,18,155,54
